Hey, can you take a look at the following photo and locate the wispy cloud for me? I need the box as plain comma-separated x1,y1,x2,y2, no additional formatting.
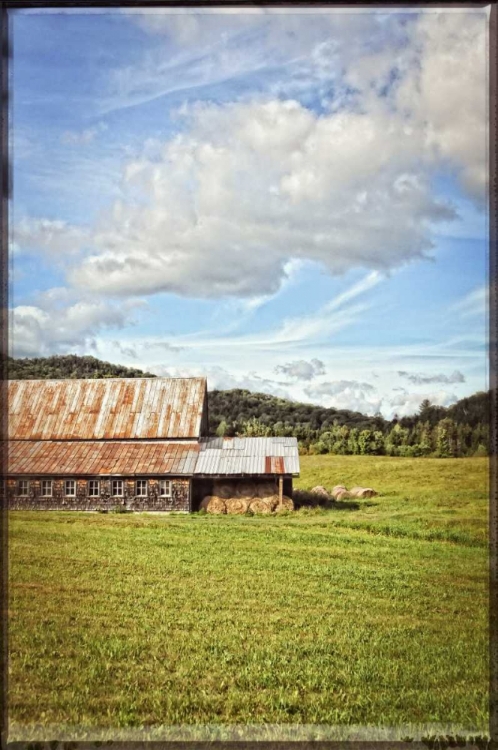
398,369,466,385
450,286,487,319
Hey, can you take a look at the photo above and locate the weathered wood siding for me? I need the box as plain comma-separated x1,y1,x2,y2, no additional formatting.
5,477,190,512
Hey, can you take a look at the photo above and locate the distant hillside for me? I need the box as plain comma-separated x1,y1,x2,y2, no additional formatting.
7,354,155,381
207,388,386,435
8,354,489,457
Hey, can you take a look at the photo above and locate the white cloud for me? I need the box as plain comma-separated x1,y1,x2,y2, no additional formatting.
387,389,459,418
147,364,293,400
450,286,488,319
397,13,487,205
11,296,144,358
113,9,487,207
66,97,455,299
13,217,89,259
275,358,325,381
304,379,382,415
397,369,466,385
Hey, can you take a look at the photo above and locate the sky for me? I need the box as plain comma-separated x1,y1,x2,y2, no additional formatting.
9,6,489,418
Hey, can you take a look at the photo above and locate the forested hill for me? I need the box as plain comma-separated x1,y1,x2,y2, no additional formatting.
207,388,386,435
7,354,490,457
7,355,155,380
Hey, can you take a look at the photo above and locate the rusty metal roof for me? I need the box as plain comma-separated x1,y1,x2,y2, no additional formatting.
7,440,200,476
194,436,300,476
8,378,207,441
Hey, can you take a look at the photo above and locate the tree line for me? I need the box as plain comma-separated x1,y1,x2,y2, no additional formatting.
209,391,490,458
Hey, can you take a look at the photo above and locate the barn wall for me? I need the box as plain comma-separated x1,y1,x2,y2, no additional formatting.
6,477,190,512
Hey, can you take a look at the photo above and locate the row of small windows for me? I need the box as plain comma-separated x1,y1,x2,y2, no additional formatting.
14,479,172,498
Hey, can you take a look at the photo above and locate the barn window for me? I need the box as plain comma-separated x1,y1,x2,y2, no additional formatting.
17,479,29,496
136,479,147,496
88,480,100,497
41,480,52,497
159,480,172,497
111,479,123,497
65,480,76,497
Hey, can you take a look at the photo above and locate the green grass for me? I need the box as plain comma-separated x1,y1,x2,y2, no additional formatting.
8,456,489,737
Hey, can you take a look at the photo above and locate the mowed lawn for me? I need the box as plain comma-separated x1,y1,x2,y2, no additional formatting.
9,456,489,736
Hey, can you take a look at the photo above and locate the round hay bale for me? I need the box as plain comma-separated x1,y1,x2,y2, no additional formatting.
348,486,364,498
214,482,233,500
236,480,258,499
336,490,354,501
225,497,249,515
256,482,276,499
249,498,272,515
262,494,279,511
275,495,294,512
206,496,227,514
356,487,378,499
311,485,331,500
331,484,347,499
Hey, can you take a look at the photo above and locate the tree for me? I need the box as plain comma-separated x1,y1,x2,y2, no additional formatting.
418,399,432,421
216,420,228,437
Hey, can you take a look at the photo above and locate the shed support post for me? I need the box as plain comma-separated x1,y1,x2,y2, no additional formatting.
278,476,283,506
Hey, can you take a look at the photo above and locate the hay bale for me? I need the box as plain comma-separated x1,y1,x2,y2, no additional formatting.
213,482,233,500
348,486,378,498
348,486,364,497
206,496,227,514
356,487,378,499
335,489,354,501
225,497,249,515
275,495,294,512
249,498,272,515
236,480,258,499
262,494,279,511
311,485,330,500
256,482,276,499
331,484,347,499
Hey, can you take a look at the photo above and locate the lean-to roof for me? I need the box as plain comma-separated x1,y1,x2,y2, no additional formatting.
8,440,200,476
194,436,299,476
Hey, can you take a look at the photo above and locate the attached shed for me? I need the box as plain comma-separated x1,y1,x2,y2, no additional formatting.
4,377,300,513
191,436,299,510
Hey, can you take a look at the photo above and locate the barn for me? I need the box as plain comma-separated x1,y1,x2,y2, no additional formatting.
5,377,300,512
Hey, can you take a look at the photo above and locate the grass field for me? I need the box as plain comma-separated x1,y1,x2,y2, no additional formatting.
8,456,489,740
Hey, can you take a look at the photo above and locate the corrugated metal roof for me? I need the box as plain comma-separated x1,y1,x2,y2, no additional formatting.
8,378,207,441
195,436,300,476
7,440,200,476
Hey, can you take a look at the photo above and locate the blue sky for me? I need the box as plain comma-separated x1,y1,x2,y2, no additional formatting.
10,7,489,417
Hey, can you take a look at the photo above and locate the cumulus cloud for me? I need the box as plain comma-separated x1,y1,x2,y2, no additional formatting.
13,217,89,259
398,369,466,385
304,379,381,415
66,97,456,298
388,390,458,418
11,297,144,358
275,358,325,381
148,364,293,400
18,11,486,305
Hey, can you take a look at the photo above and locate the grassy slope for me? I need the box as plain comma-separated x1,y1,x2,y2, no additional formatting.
297,455,488,547
9,457,489,734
